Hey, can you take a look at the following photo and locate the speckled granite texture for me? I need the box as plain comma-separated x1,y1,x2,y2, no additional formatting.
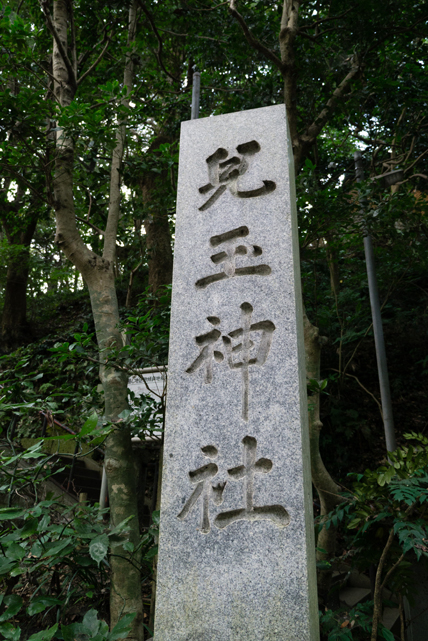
154,105,319,641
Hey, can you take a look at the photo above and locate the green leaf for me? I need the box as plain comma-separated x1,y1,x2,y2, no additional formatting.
27,597,63,616
0,596,23,623
27,623,58,641
0,623,21,641
108,613,136,641
144,545,158,561
61,624,80,641
89,534,109,565
82,609,100,635
0,557,15,576
6,542,26,561
79,411,99,437
380,627,395,641
98,620,109,636
122,540,134,553
43,538,73,557
0,507,25,521
347,518,361,529
108,515,133,536
20,518,38,538
30,542,42,558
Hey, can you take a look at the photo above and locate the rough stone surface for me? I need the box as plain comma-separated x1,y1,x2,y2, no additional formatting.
154,104,319,641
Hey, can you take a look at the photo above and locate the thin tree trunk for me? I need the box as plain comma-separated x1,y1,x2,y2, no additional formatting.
325,234,340,297
1,256,31,352
48,0,144,637
229,0,360,173
303,310,343,599
101,3,144,636
140,136,174,292
144,211,173,292
0,210,38,353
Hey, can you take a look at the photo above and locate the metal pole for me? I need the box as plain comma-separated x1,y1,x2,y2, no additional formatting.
354,151,396,453
99,466,108,514
191,70,200,120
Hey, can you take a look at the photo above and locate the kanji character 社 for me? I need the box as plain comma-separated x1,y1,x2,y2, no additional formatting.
177,445,226,534
214,436,289,530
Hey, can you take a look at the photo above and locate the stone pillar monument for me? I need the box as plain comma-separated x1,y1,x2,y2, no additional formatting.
154,104,319,641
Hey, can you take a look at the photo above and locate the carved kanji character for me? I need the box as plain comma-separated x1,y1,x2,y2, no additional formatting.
223,303,275,421
186,305,275,419
195,226,271,290
186,316,224,383
214,436,289,530
198,141,276,211
177,445,226,534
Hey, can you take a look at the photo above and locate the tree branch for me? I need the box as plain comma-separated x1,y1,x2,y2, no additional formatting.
158,28,226,43
228,0,285,75
76,216,104,236
138,0,180,82
0,163,47,204
103,0,138,263
351,130,388,147
407,173,428,180
297,25,343,42
21,61,58,99
299,8,352,31
39,0,77,90
404,148,428,174
331,369,383,419
300,57,360,151
77,28,110,71
67,0,78,79
77,35,111,86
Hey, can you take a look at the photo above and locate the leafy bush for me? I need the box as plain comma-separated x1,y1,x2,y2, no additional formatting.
0,443,157,640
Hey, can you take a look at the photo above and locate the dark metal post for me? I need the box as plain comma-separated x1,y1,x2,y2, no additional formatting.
191,70,200,120
41,415,47,438
99,467,108,514
67,441,80,493
354,151,396,453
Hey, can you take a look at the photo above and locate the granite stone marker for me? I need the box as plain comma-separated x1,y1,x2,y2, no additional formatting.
154,104,319,641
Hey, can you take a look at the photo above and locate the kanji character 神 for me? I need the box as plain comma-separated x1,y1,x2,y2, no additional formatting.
185,316,224,383
223,303,275,421
186,304,276,421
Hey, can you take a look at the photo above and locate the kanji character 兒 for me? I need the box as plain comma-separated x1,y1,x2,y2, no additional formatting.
195,226,272,290
223,303,275,421
198,140,276,211
214,436,289,530
177,445,227,534
185,316,224,384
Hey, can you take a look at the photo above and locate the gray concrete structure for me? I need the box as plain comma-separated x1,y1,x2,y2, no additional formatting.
154,104,319,641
